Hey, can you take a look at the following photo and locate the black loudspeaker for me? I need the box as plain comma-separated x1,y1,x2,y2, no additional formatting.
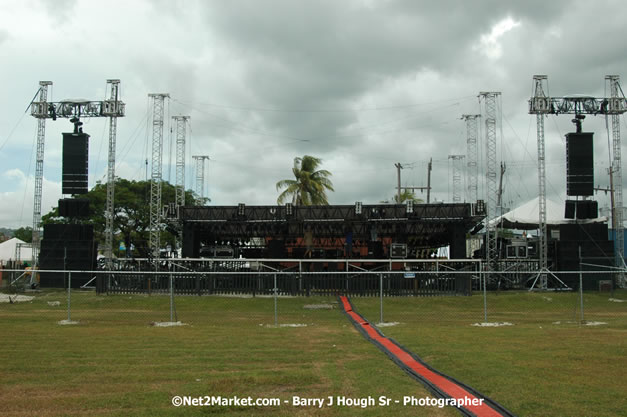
577,200,598,219
367,241,383,258
565,200,576,219
62,132,89,194
58,198,90,218
39,223,97,288
267,239,286,258
566,132,593,196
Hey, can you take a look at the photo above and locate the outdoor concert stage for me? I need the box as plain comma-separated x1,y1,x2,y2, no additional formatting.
180,202,486,260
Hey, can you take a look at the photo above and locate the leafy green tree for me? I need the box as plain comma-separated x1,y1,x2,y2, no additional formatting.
42,179,201,257
276,155,334,205
13,226,33,242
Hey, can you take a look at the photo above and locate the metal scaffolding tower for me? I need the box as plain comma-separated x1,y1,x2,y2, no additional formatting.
103,80,122,269
529,75,627,288
173,116,190,208
30,81,52,267
29,81,125,269
479,92,501,270
448,155,465,203
148,94,169,261
462,114,480,203
529,76,549,288
193,155,210,200
606,75,626,286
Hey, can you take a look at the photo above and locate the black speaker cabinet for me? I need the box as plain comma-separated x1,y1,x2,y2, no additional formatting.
62,132,89,194
566,132,593,196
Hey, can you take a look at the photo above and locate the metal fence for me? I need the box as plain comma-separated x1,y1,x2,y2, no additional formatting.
1,256,625,328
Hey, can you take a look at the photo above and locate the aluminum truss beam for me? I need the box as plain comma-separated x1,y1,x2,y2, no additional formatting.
30,81,52,268
148,93,169,261
479,92,501,271
462,114,480,203
29,81,125,269
193,155,210,200
448,155,465,203
529,74,627,288
606,75,626,286
103,80,122,270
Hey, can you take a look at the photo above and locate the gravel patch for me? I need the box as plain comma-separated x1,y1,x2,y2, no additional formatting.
376,322,400,327
0,293,34,303
151,321,187,327
57,320,79,325
471,322,513,327
303,304,334,309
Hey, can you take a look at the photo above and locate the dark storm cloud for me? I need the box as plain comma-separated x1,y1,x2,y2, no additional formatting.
192,1,579,156
2,0,627,222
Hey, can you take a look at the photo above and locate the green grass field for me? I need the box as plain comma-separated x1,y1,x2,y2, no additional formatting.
0,290,625,416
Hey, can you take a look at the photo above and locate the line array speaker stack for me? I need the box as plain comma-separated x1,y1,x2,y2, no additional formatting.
566,132,593,196
555,222,614,290
564,200,598,220
62,132,89,195
39,223,97,288
58,198,90,218
557,131,614,289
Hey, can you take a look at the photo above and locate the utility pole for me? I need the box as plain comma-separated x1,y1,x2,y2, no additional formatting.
148,93,169,262
427,158,432,203
394,161,430,203
395,163,402,202
497,162,506,214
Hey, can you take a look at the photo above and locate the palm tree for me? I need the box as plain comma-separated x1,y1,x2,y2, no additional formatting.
276,155,334,205
394,190,423,204
380,190,424,204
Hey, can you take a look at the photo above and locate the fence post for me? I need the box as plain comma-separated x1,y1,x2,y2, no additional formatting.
67,271,72,322
274,273,278,327
169,273,174,322
482,265,488,323
579,246,584,323
379,273,384,324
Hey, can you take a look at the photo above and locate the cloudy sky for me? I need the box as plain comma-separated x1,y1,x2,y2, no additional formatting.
1,0,627,228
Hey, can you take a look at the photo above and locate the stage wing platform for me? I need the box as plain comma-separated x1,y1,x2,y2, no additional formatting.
180,203,485,260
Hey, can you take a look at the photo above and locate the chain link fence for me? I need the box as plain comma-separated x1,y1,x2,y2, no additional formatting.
1,258,624,327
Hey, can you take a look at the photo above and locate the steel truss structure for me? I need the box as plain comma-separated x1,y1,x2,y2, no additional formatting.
479,92,501,271
448,155,465,203
529,75,627,288
148,94,169,261
180,203,486,259
173,116,190,209
29,80,125,269
192,155,210,200
462,114,480,203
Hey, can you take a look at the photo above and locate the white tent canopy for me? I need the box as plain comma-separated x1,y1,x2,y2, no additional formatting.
0,237,33,263
489,197,607,230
